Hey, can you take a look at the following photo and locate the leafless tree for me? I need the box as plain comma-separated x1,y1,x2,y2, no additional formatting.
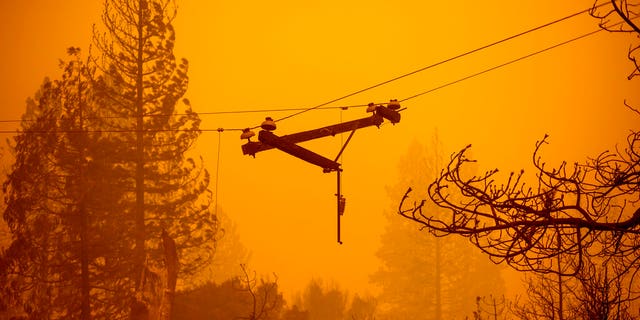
472,295,508,320
236,264,282,320
398,1,640,317
591,0,640,79
398,0,640,276
572,256,639,319
511,255,638,320
512,274,568,320
399,128,640,275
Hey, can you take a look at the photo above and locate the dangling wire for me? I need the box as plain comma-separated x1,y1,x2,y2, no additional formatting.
335,107,352,244
338,108,344,244
214,128,223,219
338,107,349,179
340,108,344,159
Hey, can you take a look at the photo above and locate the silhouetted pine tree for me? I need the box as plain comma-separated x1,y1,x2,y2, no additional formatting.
296,279,348,320
0,50,131,319
2,0,217,316
91,0,216,293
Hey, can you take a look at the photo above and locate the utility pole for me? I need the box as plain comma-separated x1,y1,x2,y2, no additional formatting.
240,101,403,242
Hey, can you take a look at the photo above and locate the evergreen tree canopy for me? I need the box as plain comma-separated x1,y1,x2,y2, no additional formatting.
1,50,133,319
91,0,217,281
1,0,218,317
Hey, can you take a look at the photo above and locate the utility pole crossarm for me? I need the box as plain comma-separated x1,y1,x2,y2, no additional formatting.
242,104,401,157
258,130,341,172
237,100,403,244
242,113,384,156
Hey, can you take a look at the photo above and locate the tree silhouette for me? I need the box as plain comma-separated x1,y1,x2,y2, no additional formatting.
1,0,217,317
472,295,509,320
0,153,8,252
346,294,377,320
512,255,636,320
0,49,134,319
191,209,251,287
280,305,310,320
397,0,640,294
172,280,251,319
399,128,640,275
172,269,285,320
591,0,640,79
237,264,283,320
396,5,640,317
296,278,348,320
374,137,505,320
91,0,217,300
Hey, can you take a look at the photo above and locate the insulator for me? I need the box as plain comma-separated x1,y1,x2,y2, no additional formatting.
388,99,401,110
240,128,255,140
366,102,377,113
261,117,276,131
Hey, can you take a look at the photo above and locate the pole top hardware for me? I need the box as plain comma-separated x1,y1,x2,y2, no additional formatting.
240,128,255,140
261,117,276,131
388,99,401,110
239,100,405,244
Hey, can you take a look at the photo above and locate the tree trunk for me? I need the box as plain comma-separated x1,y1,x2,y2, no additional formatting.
435,236,442,320
161,230,178,320
134,0,146,289
434,136,442,320
557,231,563,320
79,72,91,320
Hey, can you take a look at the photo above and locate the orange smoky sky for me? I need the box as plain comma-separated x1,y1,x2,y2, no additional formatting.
1,0,639,299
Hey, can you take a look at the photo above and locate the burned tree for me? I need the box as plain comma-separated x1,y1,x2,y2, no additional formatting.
399,130,640,274
591,0,640,79
399,2,640,316
511,255,637,320
399,0,640,278
236,264,283,320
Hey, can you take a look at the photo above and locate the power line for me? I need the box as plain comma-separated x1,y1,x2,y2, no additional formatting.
0,104,369,125
0,3,604,129
400,27,605,102
0,128,244,134
400,14,637,102
262,2,608,127
2,8,629,136
0,22,622,135
214,130,222,218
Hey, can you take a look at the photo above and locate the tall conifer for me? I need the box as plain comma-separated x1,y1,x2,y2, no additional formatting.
92,0,216,286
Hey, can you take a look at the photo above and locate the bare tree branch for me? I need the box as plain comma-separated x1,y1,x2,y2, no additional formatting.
399,130,640,275
591,0,640,78
625,99,640,116
236,264,280,320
